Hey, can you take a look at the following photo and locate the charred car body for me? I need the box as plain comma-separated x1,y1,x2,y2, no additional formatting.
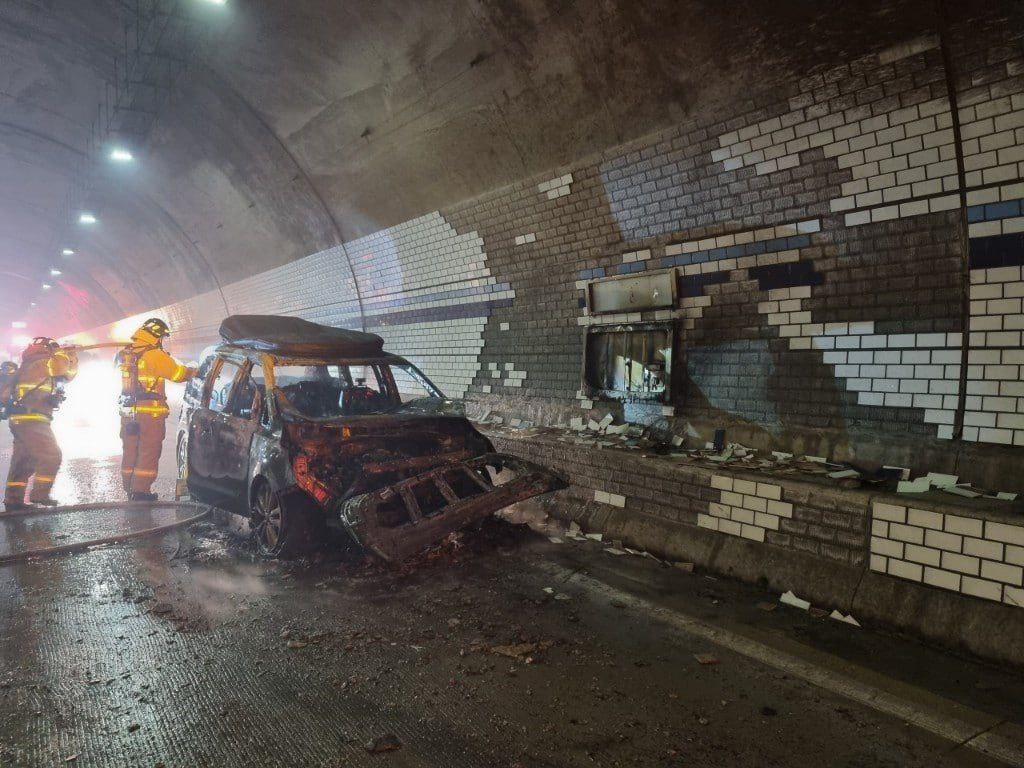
178,315,564,560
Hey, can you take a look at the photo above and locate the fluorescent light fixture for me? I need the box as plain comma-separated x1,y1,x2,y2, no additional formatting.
30,303,36,308
11,321,26,329
203,0,227,4
78,212,97,224
42,283,52,290
109,147,134,162
62,248,75,256
50,268,62,276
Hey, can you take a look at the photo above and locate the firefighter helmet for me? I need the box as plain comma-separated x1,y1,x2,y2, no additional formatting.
22,337,60,362
140,318,170,339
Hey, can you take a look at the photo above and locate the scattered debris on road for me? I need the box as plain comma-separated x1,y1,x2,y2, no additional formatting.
365,734,403,754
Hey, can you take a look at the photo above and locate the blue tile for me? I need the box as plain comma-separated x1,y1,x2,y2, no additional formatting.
726,244,745,258
966,205,986,223
786,234,811,249
969,233,1024,269
984,200,1022,221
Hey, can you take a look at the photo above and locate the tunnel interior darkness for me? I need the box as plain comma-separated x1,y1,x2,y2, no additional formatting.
3,0,1024,491
1,0,941,340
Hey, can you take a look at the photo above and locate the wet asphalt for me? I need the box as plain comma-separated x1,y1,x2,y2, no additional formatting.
0,418,1023,767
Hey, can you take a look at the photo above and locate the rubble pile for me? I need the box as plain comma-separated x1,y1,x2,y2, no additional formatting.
474,413,1020,504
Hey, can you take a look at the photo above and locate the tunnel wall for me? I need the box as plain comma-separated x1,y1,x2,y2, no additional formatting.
70,6,1024,490
488,428,1024,667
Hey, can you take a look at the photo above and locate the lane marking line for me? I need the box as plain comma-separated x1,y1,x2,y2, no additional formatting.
568,569,1024,767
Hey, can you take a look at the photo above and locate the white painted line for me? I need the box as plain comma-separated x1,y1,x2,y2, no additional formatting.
567,571,1024,767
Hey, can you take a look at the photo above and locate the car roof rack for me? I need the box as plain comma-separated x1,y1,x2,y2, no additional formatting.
219,315,386,357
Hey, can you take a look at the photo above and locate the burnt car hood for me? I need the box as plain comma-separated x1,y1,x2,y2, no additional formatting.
284,415,566,562
285,413,495,499
286,414,492,469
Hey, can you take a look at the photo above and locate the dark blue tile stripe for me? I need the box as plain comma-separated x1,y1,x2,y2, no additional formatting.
748,260,824,291
362,282,512,311
966,198,1024,224
365,298,513,328
678,271,730,298
659,233,811,269
968,233,1024,269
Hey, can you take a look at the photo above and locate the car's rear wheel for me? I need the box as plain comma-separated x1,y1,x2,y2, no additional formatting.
250,480,317,558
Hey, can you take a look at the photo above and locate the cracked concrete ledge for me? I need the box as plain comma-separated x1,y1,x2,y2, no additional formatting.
547,499,1024,668
488,429,1024,668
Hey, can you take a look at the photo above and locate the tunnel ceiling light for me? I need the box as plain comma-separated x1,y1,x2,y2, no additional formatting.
11,321,26,329
202,0,227,4
62,248,75,256
42,283,52,290
30,302,36,307
109,147,134,163
78,212,97,224
50,268,62,276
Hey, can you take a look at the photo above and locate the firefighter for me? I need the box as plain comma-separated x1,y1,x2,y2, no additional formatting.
3,338,78,511
0,361,18,421
118,318,197,501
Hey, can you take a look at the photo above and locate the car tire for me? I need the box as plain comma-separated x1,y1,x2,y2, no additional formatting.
250,480,320,558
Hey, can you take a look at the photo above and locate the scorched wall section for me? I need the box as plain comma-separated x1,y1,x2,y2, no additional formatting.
73,5,1024,488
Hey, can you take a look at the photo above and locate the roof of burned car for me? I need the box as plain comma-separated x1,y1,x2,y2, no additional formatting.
219,315,386,357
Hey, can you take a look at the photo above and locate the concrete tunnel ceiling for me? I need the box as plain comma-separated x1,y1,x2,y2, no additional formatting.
0,0,962,339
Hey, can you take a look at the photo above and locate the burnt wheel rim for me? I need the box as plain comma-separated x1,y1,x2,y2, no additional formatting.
253,484,283,551
177,439,187,480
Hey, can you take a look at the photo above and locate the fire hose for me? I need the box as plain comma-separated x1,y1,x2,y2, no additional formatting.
0,501,212,566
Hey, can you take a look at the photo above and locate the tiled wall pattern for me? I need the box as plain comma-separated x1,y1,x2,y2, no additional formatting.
538,173,573,200
871,501,1024,608
806,183,1024,446
492,431,868,566
72,9,1024,473
594,489,626,507
698,475,792,543
84,213,513,399
487,361,527,388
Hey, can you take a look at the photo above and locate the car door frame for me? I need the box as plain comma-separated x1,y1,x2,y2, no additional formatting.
215,360,267,512
187,354,249,503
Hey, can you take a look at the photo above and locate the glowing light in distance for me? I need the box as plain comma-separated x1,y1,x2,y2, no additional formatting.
11,321,26,329
78,213,97,224
42,283,52,290
12,335,32,349
53,360,126,459
109,147,134,162
50,268,62,276
62,248,75,256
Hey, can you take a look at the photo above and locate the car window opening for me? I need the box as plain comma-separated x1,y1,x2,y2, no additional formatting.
264,362,444,419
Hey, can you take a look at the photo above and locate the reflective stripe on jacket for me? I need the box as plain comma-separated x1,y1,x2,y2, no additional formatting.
119,345,193,417
10,350,77,423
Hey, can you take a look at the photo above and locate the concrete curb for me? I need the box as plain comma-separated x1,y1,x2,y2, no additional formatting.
550,497,1024,668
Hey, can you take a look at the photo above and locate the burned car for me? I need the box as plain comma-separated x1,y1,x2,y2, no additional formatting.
177,315,564,560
